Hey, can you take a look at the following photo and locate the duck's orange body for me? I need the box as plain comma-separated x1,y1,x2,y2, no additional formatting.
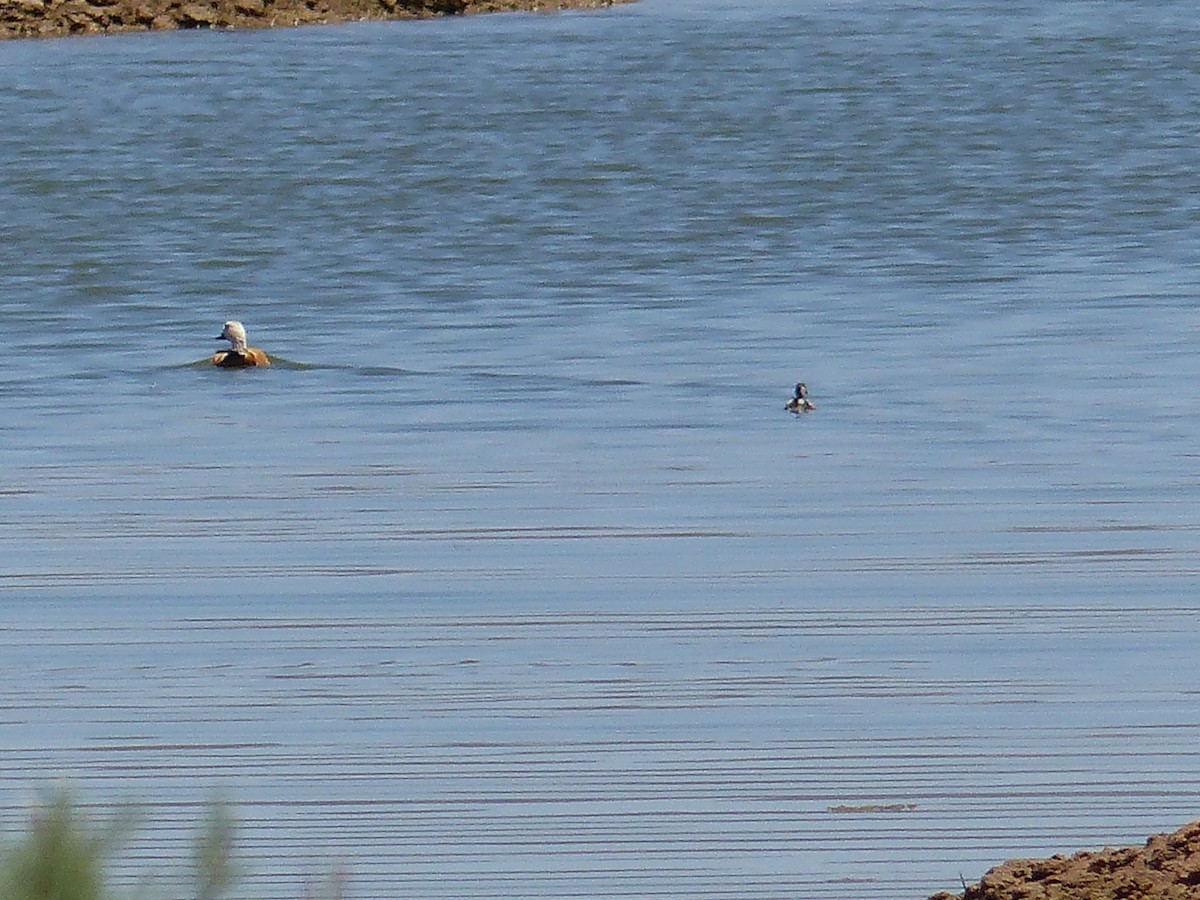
212,321,270,368
211,348,270,367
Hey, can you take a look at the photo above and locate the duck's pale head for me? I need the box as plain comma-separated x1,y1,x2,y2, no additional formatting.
218,320,248,352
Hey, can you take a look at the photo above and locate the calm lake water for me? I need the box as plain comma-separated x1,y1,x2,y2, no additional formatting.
2,0,1200,897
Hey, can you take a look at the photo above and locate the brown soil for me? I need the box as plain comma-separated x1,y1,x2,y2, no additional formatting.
0,0,634,40
930,819,1200,900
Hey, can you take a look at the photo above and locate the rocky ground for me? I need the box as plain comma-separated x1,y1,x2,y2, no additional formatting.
0,0,633,39
931,819,1200,900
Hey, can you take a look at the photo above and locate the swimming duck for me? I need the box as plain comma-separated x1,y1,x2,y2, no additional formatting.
786,382,814,412
212,321,270,368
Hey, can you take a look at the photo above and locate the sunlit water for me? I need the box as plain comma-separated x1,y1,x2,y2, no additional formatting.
2,1,1200,897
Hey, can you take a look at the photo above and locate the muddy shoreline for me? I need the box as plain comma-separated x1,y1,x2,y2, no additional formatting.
0,0,635,40
931,818,1200,900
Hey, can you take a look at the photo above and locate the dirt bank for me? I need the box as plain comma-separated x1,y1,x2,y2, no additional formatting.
0,0,634,40
931,819,1200,900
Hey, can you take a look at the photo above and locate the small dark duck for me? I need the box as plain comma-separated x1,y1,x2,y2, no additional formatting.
212,321,270,368
786,382,814,413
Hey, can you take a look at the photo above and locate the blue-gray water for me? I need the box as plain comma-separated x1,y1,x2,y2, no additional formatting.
2,1,1200,897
